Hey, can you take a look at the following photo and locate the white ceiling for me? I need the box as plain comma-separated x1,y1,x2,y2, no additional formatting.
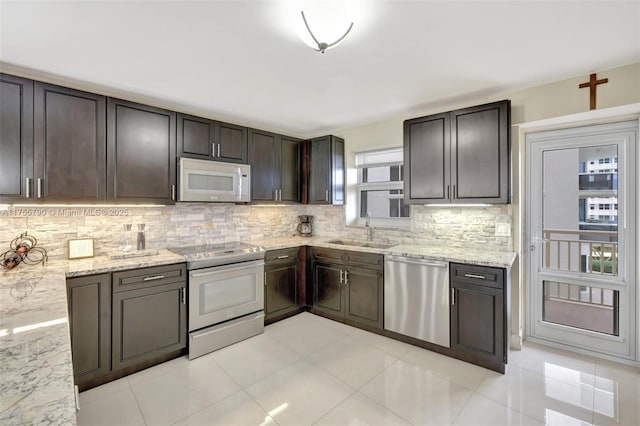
1,0,639,138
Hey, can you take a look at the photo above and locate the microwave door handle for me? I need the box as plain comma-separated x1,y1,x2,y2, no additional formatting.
236,167,242,201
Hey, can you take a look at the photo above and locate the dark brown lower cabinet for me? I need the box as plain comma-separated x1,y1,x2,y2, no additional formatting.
66,274,111,390
112,264,187,371
66,263,187,391
312,248,383,330
264,247,300,323
344,265,383,328
313,261,343,316
450,263,509,373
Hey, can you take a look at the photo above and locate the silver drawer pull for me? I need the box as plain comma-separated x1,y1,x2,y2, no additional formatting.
143,275,165,281
451,288,455,306
276,255,290,259
464,273,486,280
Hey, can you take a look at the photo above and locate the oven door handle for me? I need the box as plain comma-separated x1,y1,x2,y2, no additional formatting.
189,260,265,278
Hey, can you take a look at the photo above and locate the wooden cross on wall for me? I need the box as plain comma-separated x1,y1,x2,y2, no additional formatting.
579,73,608,110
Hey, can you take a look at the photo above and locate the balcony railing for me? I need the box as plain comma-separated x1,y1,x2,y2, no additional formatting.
542,229,618,276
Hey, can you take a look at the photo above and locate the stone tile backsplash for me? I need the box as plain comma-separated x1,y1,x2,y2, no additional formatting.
0,203,512,259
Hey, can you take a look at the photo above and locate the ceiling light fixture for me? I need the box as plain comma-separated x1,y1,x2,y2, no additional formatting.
300,10,353,54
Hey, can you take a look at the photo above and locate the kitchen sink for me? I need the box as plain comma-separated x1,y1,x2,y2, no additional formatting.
326,239,395,249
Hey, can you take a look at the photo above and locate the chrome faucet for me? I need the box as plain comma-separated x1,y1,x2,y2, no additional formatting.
365,211,373,241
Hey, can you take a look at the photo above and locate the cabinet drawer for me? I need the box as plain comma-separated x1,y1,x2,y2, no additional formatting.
450,263,503,289
113,263,186,293
345,251,383,270
312,247,344,264
265,247,299,263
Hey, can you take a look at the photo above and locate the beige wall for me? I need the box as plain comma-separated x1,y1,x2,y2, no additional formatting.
335,61,640,348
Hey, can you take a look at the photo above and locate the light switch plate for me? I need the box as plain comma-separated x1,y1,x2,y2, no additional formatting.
495,223,511,237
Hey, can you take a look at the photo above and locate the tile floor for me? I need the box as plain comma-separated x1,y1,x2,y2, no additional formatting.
77,312,639,426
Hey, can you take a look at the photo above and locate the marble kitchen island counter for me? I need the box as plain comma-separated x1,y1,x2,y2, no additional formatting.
0,249,185,425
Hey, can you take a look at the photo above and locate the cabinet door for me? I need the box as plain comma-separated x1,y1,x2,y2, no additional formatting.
313,261,344,316
344,266,383,329
34,82,106,202
280,136,301,203
265,261,298,320
216,122,247,164
450,281,504,366
331,136,345,205
308,136,331,204
66,274,111,388
451,100,510,203
112,282,186,371
177,113,214,159
107,99,176,204
248,129,278,202
404,113,450,204
0,74,33,202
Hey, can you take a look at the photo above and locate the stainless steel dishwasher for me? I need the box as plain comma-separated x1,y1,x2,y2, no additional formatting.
384,255,450,347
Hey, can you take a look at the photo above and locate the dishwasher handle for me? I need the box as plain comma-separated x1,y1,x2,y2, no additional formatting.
385,255,448,268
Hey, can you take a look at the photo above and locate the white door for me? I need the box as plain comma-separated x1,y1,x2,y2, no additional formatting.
526,120,637,361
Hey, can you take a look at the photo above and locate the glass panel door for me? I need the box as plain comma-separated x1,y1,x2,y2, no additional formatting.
527,121,636,361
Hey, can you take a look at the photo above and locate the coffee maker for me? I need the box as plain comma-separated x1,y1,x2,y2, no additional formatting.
297,215,313,237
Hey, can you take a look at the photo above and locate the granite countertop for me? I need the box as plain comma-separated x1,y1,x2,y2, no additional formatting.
0,249,184,426
0,240,515,425
253,236,517,268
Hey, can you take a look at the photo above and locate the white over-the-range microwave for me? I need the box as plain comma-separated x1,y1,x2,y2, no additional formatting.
178,157,251,202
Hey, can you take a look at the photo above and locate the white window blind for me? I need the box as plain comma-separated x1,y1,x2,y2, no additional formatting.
356,148,403,168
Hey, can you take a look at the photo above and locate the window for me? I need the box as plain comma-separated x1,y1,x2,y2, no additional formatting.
356,147,409,221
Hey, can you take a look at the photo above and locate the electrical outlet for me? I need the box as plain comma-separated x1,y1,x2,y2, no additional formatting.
495,223,511,237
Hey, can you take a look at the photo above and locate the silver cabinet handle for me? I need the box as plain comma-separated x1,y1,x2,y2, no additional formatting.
325,189,329,202
211,142,215,157
171,184,176,201
274,190,278,201
217,143,221,158
180,287,186,304
74,385,80,411
143,275,165,281
25,178,31,198
264,272,267,285
451,288,455,305
276,255,289,259
464,273,486,280
339,270,344,284
447,185,450,200
36,178,42,198
344,270,349,285
278,189,282,201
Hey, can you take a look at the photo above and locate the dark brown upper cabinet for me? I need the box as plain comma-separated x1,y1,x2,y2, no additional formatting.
33,82,107,202
248,129,301,203
0,74,33,203
107,98,176,204
404,100,510,204
307,135,344,205
177,113,247,164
